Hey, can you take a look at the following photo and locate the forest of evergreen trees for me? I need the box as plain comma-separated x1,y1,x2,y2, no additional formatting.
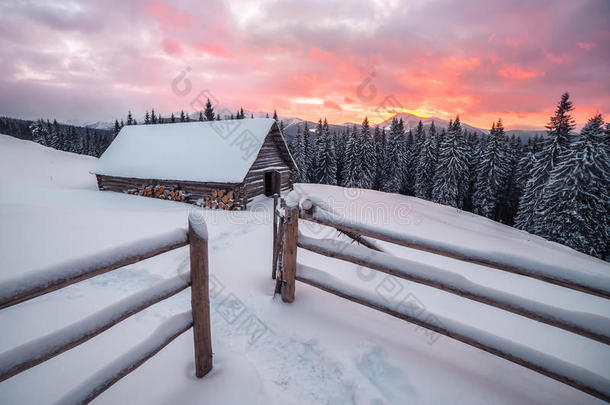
0,116,114,158
287,93,609,260
4,94,607,260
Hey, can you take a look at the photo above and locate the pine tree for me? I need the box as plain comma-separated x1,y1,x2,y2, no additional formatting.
30,119,48,146
315,119,337,184
273,110,278,121
380,118,403,193
170,113,176,123
180,110,186,122
151,109,158,124
373,125,386,190
472,119,509,219
537,114,609,257
514,93,576,232
144,111,151,124
359,117,376,189
199,111,204,121
342,125,362,188
497,135,523,225
334,129,347,185
414,121,438,199
204,99,215,121
302,122,313,182
432,117,469,208
126,111,134,125
291,126,308,182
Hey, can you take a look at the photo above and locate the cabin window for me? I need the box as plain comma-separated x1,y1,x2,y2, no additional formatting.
264,170,280,196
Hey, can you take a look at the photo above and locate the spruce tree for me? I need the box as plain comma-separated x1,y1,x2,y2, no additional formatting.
414,121,438,199
472,119,509,219
204,99,215,121
126,111,134,125
432,117,469,208
170,113,176,123
535,114,608,257
315,119,338,185
144,111,150,124
359,117,376,189
302,122,312,182
291,126,308,182
373,125,386,190
514,93,576,232
151,109,158,124
198,111,204,121
380,118,403,193
342,125,362,188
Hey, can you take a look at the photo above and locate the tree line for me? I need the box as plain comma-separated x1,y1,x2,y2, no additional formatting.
0,116,114,157
288,93,609,260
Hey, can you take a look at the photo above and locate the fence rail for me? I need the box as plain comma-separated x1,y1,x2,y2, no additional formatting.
273,194,610,402
0,212,212,403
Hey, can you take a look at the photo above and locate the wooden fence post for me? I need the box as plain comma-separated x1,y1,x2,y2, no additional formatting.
272,193,279,280
281,206,298,303
188,214,213,378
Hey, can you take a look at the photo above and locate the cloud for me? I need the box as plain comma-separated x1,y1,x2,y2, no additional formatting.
324,100,342,111
0,0,607,130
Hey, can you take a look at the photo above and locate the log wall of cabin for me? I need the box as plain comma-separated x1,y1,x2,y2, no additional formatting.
96,174,244,208
241,128,293,203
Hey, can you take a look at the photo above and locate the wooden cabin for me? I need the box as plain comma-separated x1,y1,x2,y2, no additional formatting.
91,118,296,209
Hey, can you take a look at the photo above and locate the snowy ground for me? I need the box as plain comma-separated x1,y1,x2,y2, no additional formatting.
0,134,609,404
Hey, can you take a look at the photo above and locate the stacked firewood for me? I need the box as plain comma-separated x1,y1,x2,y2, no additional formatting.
127,184,186,202
203,189,235,210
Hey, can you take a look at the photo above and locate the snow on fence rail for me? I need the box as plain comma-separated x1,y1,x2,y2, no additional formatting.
0,212,213,403
301,204,610,299
272,194,610,401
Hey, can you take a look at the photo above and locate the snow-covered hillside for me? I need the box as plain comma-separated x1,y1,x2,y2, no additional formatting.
0,135,608,404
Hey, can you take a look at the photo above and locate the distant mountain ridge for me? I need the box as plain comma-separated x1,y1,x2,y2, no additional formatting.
62,108,548,143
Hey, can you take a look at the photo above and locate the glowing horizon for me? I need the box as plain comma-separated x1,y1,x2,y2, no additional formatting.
0,0,608,131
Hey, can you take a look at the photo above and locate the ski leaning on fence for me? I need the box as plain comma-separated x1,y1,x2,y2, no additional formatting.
271,191,610,402
0,212,213,404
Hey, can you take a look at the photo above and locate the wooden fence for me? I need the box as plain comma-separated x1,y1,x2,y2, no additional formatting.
272,195,610,402
0,212,212,403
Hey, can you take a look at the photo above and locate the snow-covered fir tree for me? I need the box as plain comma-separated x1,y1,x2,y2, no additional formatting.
373,125,386,190
290,126,308,182
432,117,469,208
514,93,575,232
359,117,376,189
414,121,438,199
380,118,403,193
342,125,362,188
472,119,509,219
536,114,609,258
303,121,314,182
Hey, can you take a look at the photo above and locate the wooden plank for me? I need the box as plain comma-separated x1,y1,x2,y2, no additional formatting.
272,193,279,280
281,206,298,303
0,231,189,310
58,312,193,404
300,209,610,299
295,265,610,402
189,216,213,378
296,235,610,345
0,275,190,382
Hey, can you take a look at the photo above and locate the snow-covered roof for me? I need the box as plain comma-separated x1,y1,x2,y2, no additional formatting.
91,118,285,183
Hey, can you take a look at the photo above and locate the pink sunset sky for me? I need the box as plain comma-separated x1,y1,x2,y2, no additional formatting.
0,0,608,129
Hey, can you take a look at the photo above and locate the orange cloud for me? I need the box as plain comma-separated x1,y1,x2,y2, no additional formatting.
194,44,233,59
309,47,332,60
324,100,342,111
498,65,545,79
442,56,480,71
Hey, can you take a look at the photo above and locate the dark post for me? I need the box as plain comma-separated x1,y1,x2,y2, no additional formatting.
188,213,213,378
